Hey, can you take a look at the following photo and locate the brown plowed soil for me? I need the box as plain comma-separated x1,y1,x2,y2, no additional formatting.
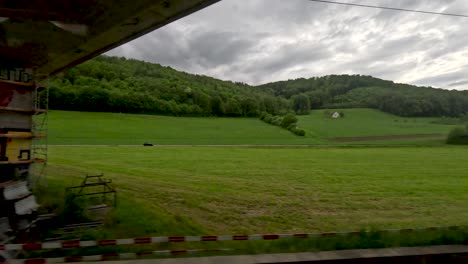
330,134,445,142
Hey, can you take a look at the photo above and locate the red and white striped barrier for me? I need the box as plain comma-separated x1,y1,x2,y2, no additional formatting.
5,249,234,264
0,225,462,252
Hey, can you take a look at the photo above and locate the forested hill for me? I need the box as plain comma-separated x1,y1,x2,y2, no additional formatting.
49,56,288,117
258,75,468,117
49,55,468,117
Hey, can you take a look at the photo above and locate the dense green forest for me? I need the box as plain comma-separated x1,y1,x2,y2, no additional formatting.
49,55,468,117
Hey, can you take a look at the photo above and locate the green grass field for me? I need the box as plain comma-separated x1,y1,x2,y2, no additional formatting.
47,111,311,145
299,109,455,138
43,145,468,238
48,109,457,145
39,110,468,254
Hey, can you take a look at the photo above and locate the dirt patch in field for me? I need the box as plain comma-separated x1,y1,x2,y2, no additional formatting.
330,134,445,142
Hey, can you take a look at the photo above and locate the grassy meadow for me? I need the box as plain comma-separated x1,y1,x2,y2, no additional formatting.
299,109,456,138
36,109,468,255
44,145,468,237
48,109,457,145
47,110,312,145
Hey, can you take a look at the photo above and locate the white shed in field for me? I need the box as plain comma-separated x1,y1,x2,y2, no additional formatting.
331,112,341,119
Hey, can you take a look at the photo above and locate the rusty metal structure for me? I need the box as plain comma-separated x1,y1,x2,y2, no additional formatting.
0,0,219,243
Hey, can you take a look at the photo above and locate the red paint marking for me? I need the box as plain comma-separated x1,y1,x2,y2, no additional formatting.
233,235,248,240
98,240,117,246
102,253,119,260
15,87,28,95
134,237,151,244
263,234,279,240
0,90,13,107
62,240,80,248
294,234,308,238
65,256,83,263
168,236,186,242
137,252,152,256
201,236,218,241
171,249,188,254
24,259,46,264
0,245,5,250
23,243,42,250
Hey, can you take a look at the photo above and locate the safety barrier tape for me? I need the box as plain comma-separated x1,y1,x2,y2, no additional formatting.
0,225,463,252
4,249,234,264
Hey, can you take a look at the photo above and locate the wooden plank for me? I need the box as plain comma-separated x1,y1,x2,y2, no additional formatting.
0,106,46,113
0,160,33,165
0,80,34,87
0,133,46,138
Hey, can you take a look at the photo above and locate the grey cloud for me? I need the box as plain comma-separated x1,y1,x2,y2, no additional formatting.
449,80,468,87
107,0,468,89
413,66,468,89
187,31,261,68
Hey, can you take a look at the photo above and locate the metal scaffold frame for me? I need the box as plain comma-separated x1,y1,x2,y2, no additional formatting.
30,80,49,188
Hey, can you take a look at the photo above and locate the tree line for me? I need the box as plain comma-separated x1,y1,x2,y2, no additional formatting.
49,56,289,117
48,55,468,118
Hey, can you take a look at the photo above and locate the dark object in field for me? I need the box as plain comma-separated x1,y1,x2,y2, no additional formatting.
143,142,154,146
65,174,116,224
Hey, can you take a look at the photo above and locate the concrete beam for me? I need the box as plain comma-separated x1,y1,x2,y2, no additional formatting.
0,0,220,78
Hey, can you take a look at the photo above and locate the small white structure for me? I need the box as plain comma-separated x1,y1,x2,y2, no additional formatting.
331,112,341,119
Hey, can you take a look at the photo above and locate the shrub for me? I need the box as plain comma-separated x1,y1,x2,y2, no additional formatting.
259,112,268,120
296,129,306,136
263,114,273,124
281,113,298,128
261,113,305,136
290,127,306,136
271,116,283,126
447,126,468,145
287,123,297,130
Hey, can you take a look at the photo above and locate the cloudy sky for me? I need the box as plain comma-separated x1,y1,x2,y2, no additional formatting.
107,0,468,90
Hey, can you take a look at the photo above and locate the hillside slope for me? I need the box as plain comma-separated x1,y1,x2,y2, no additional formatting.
48,109,455,145
49,56,468,118
258,75,468,117
49,56,288,117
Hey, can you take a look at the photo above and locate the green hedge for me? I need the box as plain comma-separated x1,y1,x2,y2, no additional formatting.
260,112,306,137
447,125,468,145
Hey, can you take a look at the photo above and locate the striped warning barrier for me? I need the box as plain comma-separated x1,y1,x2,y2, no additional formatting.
0,226,463,251
5,249,234,264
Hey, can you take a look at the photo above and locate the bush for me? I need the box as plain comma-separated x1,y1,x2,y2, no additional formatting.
296,129,306,136
260,113,305,136
287,123,297,130
281,114,298,128
447,126,468,145
290,127,306,136
263,114,273,124
271,116,283,126
259,112,268,120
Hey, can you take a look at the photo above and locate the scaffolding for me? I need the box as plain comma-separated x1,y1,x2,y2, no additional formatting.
30,81,48,188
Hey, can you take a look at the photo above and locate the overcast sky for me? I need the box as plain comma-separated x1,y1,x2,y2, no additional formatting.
107,0,468,90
